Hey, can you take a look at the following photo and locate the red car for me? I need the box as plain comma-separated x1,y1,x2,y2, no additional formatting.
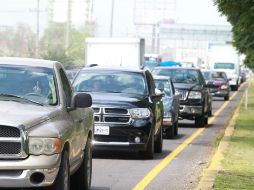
202,71,230,101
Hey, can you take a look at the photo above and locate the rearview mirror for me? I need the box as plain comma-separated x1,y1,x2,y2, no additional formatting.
68,92,92,111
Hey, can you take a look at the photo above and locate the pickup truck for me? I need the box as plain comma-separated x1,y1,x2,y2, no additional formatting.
153,67,212,128
0,57,94,190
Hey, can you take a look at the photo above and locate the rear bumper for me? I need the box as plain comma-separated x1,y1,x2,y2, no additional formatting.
162,117,173,126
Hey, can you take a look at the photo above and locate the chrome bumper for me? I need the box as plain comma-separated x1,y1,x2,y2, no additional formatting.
0,168,59,188
179,105,202,115
163,117,172,126
0,154,61,188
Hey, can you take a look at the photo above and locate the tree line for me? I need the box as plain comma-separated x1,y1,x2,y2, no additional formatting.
215,0,254,68
0,22,93,67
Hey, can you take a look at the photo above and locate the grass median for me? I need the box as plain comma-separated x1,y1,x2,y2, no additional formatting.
213,80,254,190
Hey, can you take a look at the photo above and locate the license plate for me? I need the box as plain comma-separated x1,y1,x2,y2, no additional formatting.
94,126,110,135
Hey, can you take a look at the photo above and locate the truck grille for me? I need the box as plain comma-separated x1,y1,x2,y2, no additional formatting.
0,125,20,137
0,142,21,155
93,107,131,124
0,125,26,159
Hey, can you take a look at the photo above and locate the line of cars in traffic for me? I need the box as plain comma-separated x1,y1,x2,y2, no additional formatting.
68,64,248,160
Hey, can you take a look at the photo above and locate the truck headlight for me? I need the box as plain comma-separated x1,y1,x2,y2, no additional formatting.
129,108,151,118
188,91,202,99
29,138,61,155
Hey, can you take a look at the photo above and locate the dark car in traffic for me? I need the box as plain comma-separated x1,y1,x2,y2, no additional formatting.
152,67,212,128
72,67,164,159
153,76,180,139
202,71,230,101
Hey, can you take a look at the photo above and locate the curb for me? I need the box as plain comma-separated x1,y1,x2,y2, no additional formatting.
196,84,247,190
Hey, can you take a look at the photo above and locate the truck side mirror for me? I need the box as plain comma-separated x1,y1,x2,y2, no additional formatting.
68,93,92,111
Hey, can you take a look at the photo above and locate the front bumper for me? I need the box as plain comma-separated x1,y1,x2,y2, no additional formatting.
210,88,229,97
0,154,61,188
179,105,202,118
93,118,152,151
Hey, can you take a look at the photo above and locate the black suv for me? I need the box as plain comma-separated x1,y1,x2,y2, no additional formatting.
152,67,212,128
73,67,164,159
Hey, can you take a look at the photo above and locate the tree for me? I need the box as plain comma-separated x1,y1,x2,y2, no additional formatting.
40,23,89,67
0,23,36,57
214,0,254,68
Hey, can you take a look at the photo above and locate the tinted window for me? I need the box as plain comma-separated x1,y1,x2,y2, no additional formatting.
202,72,211,80
153,69,201,85
60,69,72,106
211,72,227,81
0,65,58,105
155,79,172,97
73,71,148,95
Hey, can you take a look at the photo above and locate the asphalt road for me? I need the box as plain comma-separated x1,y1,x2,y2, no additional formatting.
91,83,247,190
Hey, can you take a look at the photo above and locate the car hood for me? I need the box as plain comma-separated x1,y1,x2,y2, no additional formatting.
173,83,202,91
0,101,58,129
90,92,150,108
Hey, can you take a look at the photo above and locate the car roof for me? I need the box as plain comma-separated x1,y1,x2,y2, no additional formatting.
153,66,200,71
80,66,146,74
0,57,56,68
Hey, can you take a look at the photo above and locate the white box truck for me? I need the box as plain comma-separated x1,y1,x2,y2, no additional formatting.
85,38,145,69
209,44,241,91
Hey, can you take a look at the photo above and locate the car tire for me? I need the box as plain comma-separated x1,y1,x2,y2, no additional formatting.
164,126,174,139
154,126,163,153
48,150,70,190
71,137,92,190
140,129,154,159
224,95,229,101
174,121,178,137
195,115,205,128
232,85,238,91
208,106,212,117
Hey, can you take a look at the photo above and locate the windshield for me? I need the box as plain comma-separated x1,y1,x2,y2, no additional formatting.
214,63,235,69
202,71,227,81
0,65,58,105
73,71,148,95
155,80,172,97
152,69,201,85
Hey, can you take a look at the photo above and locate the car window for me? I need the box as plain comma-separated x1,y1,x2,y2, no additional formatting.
0,65,58,105
211,72,227,81
155,80,172,97
59,68,73,106
153,69,201,85
73,71,148,95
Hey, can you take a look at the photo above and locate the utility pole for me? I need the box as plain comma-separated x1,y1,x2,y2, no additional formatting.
30,0,46,57
109,0,115,37
65,0,72,55
36,0,40,57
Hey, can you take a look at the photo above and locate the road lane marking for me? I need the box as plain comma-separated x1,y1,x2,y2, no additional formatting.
132,91,239,190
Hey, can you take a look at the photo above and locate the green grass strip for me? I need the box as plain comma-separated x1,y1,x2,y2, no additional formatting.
213,80,254,190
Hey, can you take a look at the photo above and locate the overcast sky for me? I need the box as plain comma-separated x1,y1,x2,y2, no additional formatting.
0,0,230,35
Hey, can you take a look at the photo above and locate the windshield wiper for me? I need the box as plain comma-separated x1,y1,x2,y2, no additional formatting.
105,90,122,93
0,93,44,106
